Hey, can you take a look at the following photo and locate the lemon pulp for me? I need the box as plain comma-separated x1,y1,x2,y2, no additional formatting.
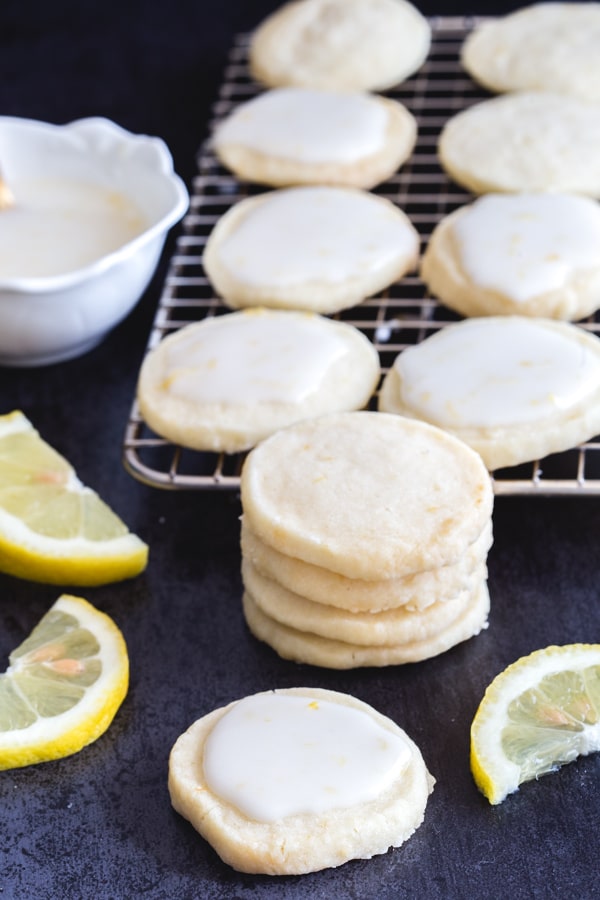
0,594,129,769
471,644,600,804
0,410,148,584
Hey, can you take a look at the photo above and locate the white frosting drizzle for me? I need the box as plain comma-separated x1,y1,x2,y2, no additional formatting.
395,318,600,428
216,187,416,287
161,311,348,404
453,193,600,302
214,87,388,163
0,177,147,279
202,693,410,822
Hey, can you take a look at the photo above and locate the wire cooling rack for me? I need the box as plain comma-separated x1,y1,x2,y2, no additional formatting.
122,16,600,495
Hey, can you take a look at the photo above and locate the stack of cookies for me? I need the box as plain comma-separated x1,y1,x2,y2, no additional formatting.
240,411,494,669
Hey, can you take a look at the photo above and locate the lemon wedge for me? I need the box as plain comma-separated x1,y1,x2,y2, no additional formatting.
0,410,148,585
471,644,600,804
0,594,129,770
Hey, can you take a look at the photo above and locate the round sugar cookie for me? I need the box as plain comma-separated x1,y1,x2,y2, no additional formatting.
240,410,494,580
461,3,600,101
212,87,417,189
421,193,600,321
168,687,434,874
241,519,493,612
249,0,431,92
378,316,600,471
242,556,483,646
203,186,419,314
242,580,490,668
136,308,380,453
438,91,600,196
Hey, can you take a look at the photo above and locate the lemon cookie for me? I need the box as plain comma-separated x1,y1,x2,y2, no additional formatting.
438,91,600,196
203,186,419,314
168,687,434,874
242,580,489,668
241,518,492,612
240,411,493,580
212,87,416,189
242,555,482,646
249,0,431,92
136,309,379,453
461,3,600,102
421,193,600,320
379,317,600,470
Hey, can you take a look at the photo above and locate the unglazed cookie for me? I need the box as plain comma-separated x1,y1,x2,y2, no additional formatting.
240,411,493,580
461,3,600,101
168,687,434,874
242,580,489,668
241,518,492,612
249,0,431,92
421,193,600,320
242,555,483,646
438,91,600,196
378,317,600,470
136,308,379,453
212,87,417,189
203,186,419,314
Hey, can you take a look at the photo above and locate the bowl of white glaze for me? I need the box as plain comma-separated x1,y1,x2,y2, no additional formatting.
0,116,189,366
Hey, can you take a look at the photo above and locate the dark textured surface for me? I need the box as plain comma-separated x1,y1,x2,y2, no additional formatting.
1,2,599,898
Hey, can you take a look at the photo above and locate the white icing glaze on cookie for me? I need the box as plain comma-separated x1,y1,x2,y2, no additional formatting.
202,692,410,822
160,310,348,404
213,186,417,287
394,317,600,428
214,88,388,163
453,194,600,302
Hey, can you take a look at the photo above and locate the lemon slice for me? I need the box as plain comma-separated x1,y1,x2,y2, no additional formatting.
471,644,600,804
0,594,129,770
0,410,148,585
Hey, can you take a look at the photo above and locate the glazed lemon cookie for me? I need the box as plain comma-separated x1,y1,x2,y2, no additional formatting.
461,3,600,101
438,91,600,196
249,0,431,92
242,581,489,668
240,411,493,580
241,518,492,612
421,193,600,320
203,186,420,314
379,317,600,470
168,687,434,875
136,308,379,453
212,87,417,189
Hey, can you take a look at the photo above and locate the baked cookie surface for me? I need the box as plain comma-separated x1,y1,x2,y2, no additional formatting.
462,2,600,101
212,87,417,189
242,555,483,646
438,91,600,196
379,317,600,470
203,186,419,314
241,518,492,612
421,193,600,320
168,687,434,874
243,581,489,668
136,308,379,453
240,410,493,579
249,0,431,92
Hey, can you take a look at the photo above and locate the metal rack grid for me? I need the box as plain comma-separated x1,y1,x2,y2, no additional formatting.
122,16,600,495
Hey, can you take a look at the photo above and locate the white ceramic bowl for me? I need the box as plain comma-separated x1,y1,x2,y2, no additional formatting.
0,116,189,366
